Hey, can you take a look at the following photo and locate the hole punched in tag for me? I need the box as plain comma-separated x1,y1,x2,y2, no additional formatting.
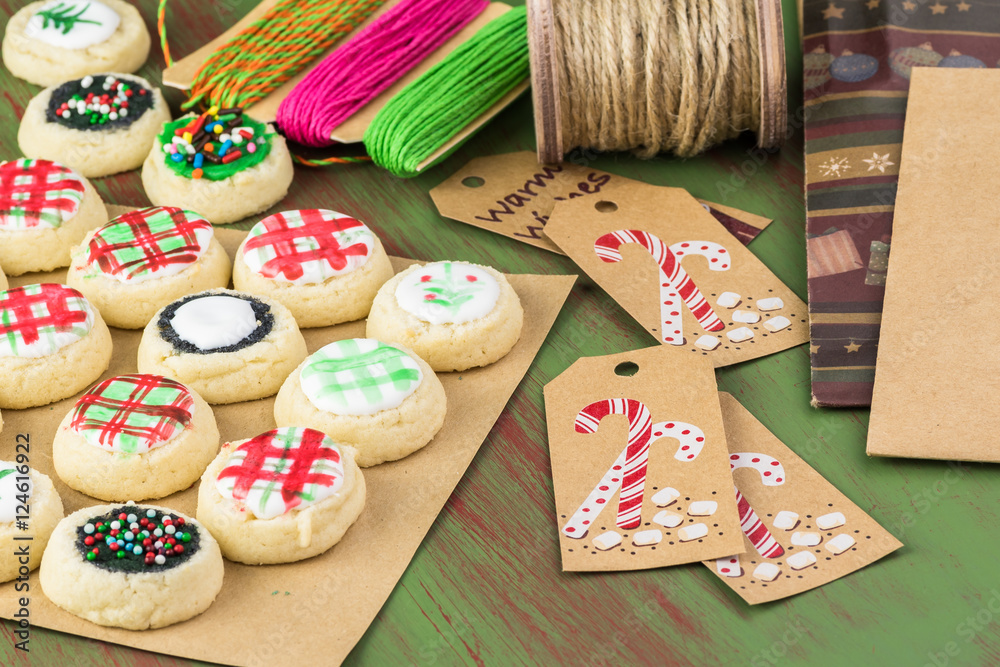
614,361,639,377
461,176,485,188
595,200,618,213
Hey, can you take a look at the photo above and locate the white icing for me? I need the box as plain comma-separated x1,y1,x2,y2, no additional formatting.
169,295,257,350
0,463,30,524
25,0,120,50
394,262,500,325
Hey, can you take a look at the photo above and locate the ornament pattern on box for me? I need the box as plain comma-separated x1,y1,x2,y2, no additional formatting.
562,398,706,539
0,159,85,230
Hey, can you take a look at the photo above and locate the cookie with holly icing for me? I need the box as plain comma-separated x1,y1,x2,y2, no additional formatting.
274,338,446,467
39,503,223,629
0,283,112,409
142,110,293,224
0,158,108,276
233,209,394,327
19,73,172,178
67,206,232,329
53,374,220,501
2,0,150,87
137,288,307,404
197,426,366,564
366,261,523,372
0,463,64,583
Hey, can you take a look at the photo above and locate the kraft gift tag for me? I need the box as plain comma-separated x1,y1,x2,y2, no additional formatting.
544,182,808,367
868,68,1000,462
545,346,744,572
706,394,903,604
430,151,773,253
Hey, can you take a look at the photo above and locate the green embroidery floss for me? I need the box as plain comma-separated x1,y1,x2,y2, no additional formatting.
363,6,529,178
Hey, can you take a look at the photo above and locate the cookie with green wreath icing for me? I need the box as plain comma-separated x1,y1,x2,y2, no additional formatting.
53,373,221,501
39,503,223,629
0,158,108,276
18,73,172,178
137,288,307,405
0,462,64,583
197,426,366,564
2,0,150,87
233,208,395,327
366,260,525,371
141,109,294,224
0,283,112,409
274,338,447,467
67,206,232,329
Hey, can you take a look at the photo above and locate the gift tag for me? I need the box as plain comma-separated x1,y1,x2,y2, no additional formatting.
430,151,773,253
545,345,744,572
545,182,808,367
707,393,902,604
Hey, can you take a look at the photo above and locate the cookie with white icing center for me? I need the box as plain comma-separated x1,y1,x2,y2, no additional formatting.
67,206,232,329
274,338,446,467
197,426,366,564
0,158,107,276
233,209,394,327
366,261,524,371
137,288,307,404
0,463,63,583
2,0,151,87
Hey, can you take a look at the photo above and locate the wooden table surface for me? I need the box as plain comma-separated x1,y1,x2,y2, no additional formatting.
3,1,999,665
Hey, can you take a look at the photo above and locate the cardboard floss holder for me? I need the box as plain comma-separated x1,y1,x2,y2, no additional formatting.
0,218,575,666
868,68,1000,463
707,393,902,605
544,182,808,368
430,151,774,254
162,1,529,172
544,346,745,572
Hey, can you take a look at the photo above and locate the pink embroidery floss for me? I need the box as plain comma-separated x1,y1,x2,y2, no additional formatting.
277,0,488,147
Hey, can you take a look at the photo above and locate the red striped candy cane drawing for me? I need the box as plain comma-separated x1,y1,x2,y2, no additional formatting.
594,230,730,346
714,452,786,577
563,398,705,538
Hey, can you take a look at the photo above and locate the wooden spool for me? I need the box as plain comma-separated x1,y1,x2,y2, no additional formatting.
528,0,787,164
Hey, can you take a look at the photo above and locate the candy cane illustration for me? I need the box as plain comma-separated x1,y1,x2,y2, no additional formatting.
730,452,786,558
594,230,730,346
563,398,705,538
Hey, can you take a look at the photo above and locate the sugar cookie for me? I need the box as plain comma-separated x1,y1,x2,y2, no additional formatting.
40,503,223,629
197,426,366,564
142,110,293,224
233,209,394,327
0,463,63,583
19,73,172,178
67,206,232,329
137,289,307,404
274,338,446,467
366,261,523,371
2,0,150,87
53,374,220,501
0,284,112,409
0,158,107,275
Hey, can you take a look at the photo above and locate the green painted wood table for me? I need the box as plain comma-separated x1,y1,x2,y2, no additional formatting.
1,1,996,666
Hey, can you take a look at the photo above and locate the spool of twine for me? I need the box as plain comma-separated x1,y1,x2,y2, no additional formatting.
277,0,489,147
529,0,786,162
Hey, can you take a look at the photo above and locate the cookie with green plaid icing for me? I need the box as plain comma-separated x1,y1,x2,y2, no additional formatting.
233,209,394,327
274,338,446,467
197,426,366,564
0,283,112,409
0,159,107,276
53,374,220,501
67,206,232,329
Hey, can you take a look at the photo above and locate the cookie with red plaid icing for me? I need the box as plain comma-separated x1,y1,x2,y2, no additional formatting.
197,426,365,564
18,73,172,178
233,209,394,327
53,374,220,501
67,206,231,329
0,159,107,276
0,283,112,409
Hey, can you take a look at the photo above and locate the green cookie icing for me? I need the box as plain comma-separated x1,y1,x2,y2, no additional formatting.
157,114,272,182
